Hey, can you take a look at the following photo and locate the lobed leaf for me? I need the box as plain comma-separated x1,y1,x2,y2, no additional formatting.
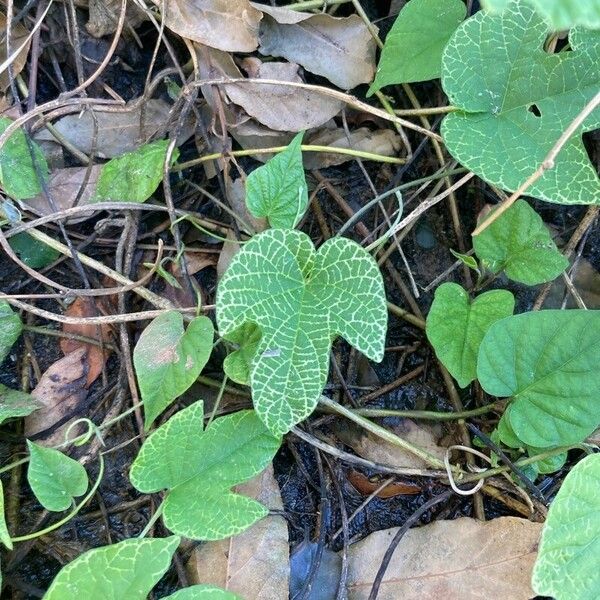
217,229,387,435
473,200,568,285
43,536,180,599
0,300,22,364
130,402,281,540
441,3,600,205
133,312,214,430
532,453,600,600
426,283,514,388
478,310,600,448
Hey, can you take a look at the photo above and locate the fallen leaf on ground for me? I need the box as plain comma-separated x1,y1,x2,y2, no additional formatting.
346,517,542,599
61,297,113,387
25,347,89,445
290,540,342,600
0,13,30,91
162,0,262,52
547,258,600,309
254,4,377,89
229,120,294,160
188,465,289,599
217,231,242,281
85,0,148,37
347,470,421,498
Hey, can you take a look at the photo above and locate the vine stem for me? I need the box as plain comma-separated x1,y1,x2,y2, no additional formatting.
138,500,165,538
352,401,504,421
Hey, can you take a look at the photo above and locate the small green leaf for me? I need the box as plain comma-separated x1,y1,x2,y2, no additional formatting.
0,118,48,200
478,310,600,448
245,133,308,229
449,249,479,271
27,441,88,512
473,200,568,285
130,402,281,540
0,384,40,425
223,323,261,385
426,283,514,388
528,449,568,474
43,535,180,599
369,0,466,93
95,140,178,203
441,4,600,205
163,585,241,599
0,300,22,364
532,453,600,599
217,229,387,434
0,480,12,550
482,0,600,30
133,312,214,430
9,232,60,269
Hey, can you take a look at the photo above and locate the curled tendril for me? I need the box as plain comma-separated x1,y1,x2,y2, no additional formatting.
64,418,105,447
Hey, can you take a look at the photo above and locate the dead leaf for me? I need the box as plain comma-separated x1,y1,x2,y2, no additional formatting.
346,517,542,599
217,230,242,281
290,540,342,600
253,4,377,90
61,297,113,388
188,465,289,598
347,470,421,498
547,258,600,308
0,13,31,91
25,348,89,445
224,175,267,235
304,127,402,170
86,0,148,37
161,0,262,52
229,119,294,160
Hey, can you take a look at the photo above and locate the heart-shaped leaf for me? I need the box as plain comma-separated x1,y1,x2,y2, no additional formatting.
533,453,600,599
95,140,179,203
478,310,600,448
133,312,214,429
27,441,88,512
0,385,40,425
473,200,568,285
217,229,387,434
245,132,308,229
0,480,12,550
369,0,465,92
164,586,241,599
223,322,261,385
43,535,180,599
0,300,22,364
426,283,514,388
130,402,281,540
441,4,600,205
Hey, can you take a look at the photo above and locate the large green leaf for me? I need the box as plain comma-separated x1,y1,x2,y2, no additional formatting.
27,441,89,512
95,140,178,203
482,0,600,30
368,0,465,92
130,402,281,540
473,200,568,285
164,586,241,599
217,229,387,434
0,385,40,425
43,536,180,599
245,132,308,229
0,118,48,200
0,480,12,550
426,283,514,388
532,453,600,600
8,232,60,269
133,312,214,429
478,310,600,448
441,4,600,205
0,300,22,364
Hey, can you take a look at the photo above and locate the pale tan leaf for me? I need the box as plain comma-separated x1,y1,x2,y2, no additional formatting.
346,517,542,599
85,0,148,37
253,4,377,89
187,466,289,599
229,120,294,161
0,13,30,91
161,0,262,52
224,175,267,235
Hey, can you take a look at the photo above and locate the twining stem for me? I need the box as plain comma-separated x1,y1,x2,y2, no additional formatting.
386,301,425,329
287,0,351,9
138,500,165,538
352,401,505,421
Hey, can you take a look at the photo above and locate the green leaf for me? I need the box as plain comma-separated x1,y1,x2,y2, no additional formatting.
95,140,178,203
426,283,514,388
0,480,12,550
478,310,600,448
9,232,60,268
163,585,241,599
223,322,261,386
133,312,214,430
0,300,22,364
27,441,88,512
130,402,281,540
441,4,600,205
532,453,600,600
528,449,568,474
245,132,308,229
0,384,40,425
473,200,568,285
449,249,479,271
0,117,48,200
368,0,466,93
482,0,600,30
217,229,387,434
43,535,180,599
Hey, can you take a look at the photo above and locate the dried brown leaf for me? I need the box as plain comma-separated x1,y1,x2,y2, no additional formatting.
347,470,421,498
0,13,30,91
86,0,148,37
346,517,542,599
